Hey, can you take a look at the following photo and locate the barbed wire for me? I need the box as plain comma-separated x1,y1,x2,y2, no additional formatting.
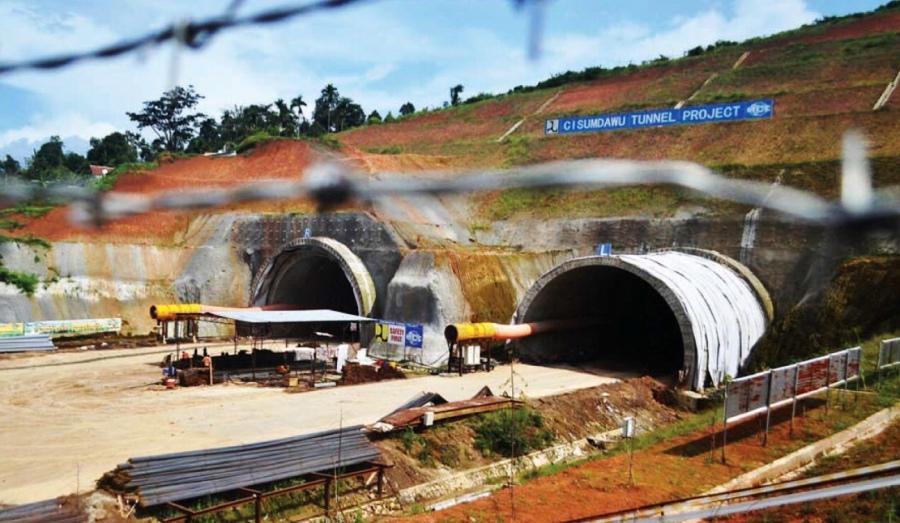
0,0,374,75
0,0,548,76
0,133,896,231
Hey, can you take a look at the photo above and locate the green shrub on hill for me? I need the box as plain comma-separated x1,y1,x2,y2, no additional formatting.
471,407,554,458
236,131,275,153
94,161,157,192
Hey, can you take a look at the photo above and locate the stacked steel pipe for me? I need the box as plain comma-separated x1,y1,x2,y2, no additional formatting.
114,426,380,506
0,334,54,353
0,498,85,523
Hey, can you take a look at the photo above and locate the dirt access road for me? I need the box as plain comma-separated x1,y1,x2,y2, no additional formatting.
0,345,614,505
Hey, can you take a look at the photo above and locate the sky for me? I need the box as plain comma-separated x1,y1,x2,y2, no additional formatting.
0,0,887,161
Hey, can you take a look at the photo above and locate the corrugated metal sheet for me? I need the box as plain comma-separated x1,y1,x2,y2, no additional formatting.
619,252,766,389
115,425,381,506
209,309,374,324
376,396,519,431
0,334,55,353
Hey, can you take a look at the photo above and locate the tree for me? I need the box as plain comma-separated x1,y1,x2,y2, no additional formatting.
333,97,365,131
383,111,396,123
126,85,205,152
87,132,138,166
366,110,382,125
187,118,223,153
450,84,464,106
27,136,66,180
273,99,298,137
1,155,20,177
125,131,155,162
63,152,89,175
290,95,307,136
399,102,415,116
313,84,341,132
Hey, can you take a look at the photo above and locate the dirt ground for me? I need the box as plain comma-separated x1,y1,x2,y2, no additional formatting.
0,346,613,505
376,377,682,492
713,419,900,523
399,391,888,522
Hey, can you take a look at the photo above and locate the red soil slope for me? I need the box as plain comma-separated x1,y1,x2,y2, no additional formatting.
19,140,320,242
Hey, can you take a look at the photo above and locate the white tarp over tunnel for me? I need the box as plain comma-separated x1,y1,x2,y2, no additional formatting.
617,251,766,389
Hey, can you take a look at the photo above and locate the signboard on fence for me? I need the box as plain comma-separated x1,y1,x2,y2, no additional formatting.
0,318,121,338
725,371,769,420
796,355,830,396
373,321,424,349
544,99,774,136
768,364,798,405
726,347,861,423
879,337,900,369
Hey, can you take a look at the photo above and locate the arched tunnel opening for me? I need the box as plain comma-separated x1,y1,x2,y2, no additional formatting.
514,252,770,390
516,265,685,381
267,251,359,313
251,237,377,339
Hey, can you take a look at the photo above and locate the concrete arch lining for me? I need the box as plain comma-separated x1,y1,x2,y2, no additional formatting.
514,251,767,390
251,237,376,316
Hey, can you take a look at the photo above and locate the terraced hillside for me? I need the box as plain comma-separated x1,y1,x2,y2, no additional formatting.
339,6,900,219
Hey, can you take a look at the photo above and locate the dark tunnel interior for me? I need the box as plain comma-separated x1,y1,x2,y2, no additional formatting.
268,251,358,313
517,265,684,377
262,250,359,339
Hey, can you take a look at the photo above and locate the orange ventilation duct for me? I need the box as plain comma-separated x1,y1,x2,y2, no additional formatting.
444,319,599,344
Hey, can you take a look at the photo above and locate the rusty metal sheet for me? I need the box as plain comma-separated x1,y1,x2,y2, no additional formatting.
378,396,517,429
847,347,861,379
725,371,769,420
880,338,900,369
796,356,829,396
768,364,797,405
829,351,848,384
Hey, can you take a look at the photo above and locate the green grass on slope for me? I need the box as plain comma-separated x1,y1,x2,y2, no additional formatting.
475,156,900,222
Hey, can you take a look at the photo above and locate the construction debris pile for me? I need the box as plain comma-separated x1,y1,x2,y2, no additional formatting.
103,426,381,507
339,361,406,385
370,388,520,432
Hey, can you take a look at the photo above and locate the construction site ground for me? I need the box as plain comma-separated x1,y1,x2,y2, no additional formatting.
400,390,894,522
712,417,900,522
376,377,682,491
0,345,614,505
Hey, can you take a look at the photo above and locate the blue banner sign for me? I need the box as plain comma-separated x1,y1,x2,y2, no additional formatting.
404,324,424,349
545,99,774,136
374,321,424,348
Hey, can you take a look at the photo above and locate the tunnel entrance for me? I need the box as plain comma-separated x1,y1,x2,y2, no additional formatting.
515,264,686,381
514,252,770,390
267,251,358,312
252,237,376,316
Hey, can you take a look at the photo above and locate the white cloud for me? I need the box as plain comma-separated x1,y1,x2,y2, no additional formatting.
0,0,823,147
540,0,820,69
0,114,116,149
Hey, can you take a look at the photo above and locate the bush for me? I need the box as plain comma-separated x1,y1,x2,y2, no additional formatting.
0,267,40,295
472,407,554,458
317,134,341,150
94,161,157,192
236,131,274,153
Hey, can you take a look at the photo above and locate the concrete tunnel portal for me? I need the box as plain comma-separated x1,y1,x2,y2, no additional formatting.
513,250,772,390
251,237,376,317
